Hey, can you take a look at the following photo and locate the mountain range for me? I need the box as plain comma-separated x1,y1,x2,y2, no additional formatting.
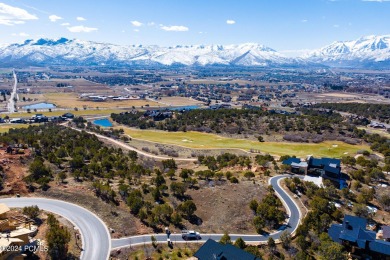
0,35,389,68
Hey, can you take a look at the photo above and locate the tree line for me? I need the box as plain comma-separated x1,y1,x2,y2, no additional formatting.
111,108,361,143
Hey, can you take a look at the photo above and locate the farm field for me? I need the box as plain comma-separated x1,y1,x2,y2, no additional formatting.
43,93,161,109
5,109,124,118
119,127,370,157
18,93,160,109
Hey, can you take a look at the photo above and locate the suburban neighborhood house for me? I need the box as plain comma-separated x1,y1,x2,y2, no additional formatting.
328,215,390,258
194,239,261,260
282,156,348,189
0,204,38,259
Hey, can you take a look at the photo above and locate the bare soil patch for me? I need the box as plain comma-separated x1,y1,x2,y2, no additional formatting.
186,180,267,234
36,184,153,238
0,148,31,196
158,96,204,106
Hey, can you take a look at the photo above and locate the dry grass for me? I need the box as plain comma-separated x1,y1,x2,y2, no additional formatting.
42,93,160,109
7,109,124,118
316,93,360,98
0,123,38,133
18,92,160,109
158,96,204,106
186,180,266,234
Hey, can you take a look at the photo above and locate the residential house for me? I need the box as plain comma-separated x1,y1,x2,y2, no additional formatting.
194,239,261,260
62,112,75,119
328,215,390,258
282,157,308,175
0,203,37,259
282,156,347,189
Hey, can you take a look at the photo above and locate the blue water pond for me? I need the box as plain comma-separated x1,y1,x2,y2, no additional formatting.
93,118,113,127
23,102,57,109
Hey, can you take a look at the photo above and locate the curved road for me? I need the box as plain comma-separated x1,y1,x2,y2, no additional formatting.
0,175,302,259
111,175,303,249
0,197,110,260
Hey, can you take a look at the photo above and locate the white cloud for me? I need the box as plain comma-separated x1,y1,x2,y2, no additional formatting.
61,22,70,26
131,20,143,27
160,25,189,32
333,24,340,28
76,16,86,21
49,14,62,22
67,25,97,33
226,20,236,25
134,29,139,32
147,22,155,26
362,0,390,2
0,3,38,26
301,19,308,23
11,32,29,37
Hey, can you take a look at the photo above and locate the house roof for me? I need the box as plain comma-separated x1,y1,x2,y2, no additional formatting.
328,224,343,243
0,203,10,215
329,215,390,255
194,239,261,260
324,164,341,175
291,162,308,168
309,157,341,168
369,240,390,255
282,158,301,165
0,238,24,252
309,157,324,167
329,215,372,245
382,226,390,239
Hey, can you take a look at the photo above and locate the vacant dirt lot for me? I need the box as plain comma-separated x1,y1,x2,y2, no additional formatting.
0,148,31,196
186,180,267,234
36,183,152,238
158,96,205,106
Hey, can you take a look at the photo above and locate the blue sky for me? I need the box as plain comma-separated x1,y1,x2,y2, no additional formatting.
0,0,389,50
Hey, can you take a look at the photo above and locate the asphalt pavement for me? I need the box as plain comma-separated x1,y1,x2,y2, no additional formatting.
0,175,302,259
0,197,111,260
112,175,303,249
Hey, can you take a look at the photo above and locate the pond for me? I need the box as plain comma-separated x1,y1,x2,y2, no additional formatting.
167,105,201,111
22,102,57,110
93,118,113,127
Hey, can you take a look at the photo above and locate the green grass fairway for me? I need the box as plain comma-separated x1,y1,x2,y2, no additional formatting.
120,128,369,157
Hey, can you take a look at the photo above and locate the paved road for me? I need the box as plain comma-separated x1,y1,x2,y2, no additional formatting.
0,197,110,260
8,70,18,113
112,175,303,249
66,125,198,162
0,175,302,258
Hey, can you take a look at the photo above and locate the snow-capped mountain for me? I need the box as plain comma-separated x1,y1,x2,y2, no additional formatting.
0,35,389,68
305,35,390,68
0,38,300,67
